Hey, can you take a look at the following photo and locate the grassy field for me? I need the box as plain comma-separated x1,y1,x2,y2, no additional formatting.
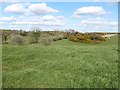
2,36,118,88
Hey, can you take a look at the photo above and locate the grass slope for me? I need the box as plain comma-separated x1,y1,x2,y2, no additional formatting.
2,36,118,88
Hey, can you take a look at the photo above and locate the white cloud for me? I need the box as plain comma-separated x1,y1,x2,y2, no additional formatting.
0,16,16,21
42,15,64,21
76,17,118,32
4,4,26,14
0,15,66,31
74,6,106,16
42,15,57,21
0,15,66,30
28,3,58,14
79,17,118,26
12,21,65,26
4,3,59,15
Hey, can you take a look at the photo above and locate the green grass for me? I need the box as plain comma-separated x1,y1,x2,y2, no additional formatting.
2,36,118,88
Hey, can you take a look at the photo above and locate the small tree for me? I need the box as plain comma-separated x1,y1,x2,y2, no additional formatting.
2,32,10,44
29,29,41,43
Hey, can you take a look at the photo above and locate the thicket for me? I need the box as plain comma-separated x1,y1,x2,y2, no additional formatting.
68,33,105,44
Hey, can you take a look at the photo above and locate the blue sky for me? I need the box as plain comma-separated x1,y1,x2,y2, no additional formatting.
0,1,118,32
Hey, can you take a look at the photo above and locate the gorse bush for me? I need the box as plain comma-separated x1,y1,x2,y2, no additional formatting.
10,35,25,45
68,33,105,44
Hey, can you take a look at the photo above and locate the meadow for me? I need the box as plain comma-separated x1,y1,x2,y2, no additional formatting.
2,35,118,88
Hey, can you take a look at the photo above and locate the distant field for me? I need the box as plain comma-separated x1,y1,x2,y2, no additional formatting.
2,35,118,88
102,34,117,38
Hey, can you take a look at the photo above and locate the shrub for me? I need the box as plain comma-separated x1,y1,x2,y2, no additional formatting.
69,37,78,42
53,36,62,41
58,37,62,40
20,31,27,36
53,38,58,41
10,35,24,45
29,30,40,43
41,37,51,46
2,32,10,44
62,36,67,39
68,33,105,44
90,35,105,41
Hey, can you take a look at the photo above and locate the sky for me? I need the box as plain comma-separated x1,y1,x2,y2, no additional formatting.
0,1,118,32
